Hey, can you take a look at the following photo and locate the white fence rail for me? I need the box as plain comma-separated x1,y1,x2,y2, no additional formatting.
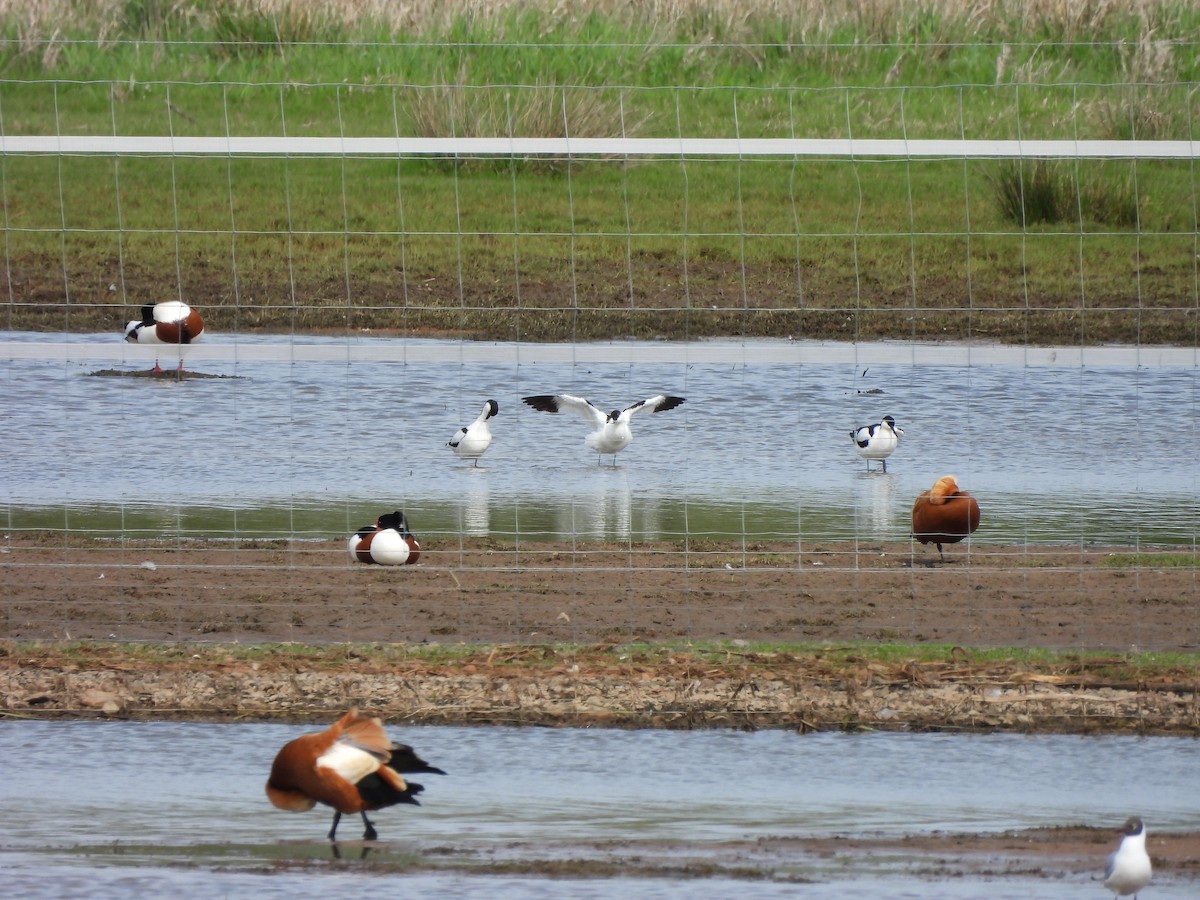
2,135,1196,158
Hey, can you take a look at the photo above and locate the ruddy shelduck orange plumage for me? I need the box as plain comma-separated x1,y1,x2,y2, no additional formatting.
266,707,444,841
911,474,981,562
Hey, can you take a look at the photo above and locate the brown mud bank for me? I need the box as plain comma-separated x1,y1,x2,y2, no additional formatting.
4,536,1199,649
2,536,1198,733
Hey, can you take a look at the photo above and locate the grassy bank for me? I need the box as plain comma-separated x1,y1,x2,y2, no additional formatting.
1,1,1198,344
16,637,1194,684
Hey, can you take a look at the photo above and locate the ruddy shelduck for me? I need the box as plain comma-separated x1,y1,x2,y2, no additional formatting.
123,301,205,373
348,510,420,565
850,415,903,472
448,399,499,465
266,707,445,841
911,474,980,562
1104,816,1152,898
522,392,686,466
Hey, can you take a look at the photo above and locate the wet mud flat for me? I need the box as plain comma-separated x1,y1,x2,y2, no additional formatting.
4,536,1199,651
72,827,1198,889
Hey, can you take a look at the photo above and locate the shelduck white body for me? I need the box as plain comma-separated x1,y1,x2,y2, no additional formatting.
348,511,421,565
123,301,205,372
123,301,205,346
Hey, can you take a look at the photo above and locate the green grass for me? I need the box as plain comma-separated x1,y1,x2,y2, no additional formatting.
0,1,1198,343
13,638,1198,682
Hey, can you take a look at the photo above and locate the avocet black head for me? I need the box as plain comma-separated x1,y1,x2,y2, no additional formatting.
850,415,903,472
447,400,499,465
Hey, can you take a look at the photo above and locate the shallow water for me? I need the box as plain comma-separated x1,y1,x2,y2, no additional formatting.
0,722,1196,897
2,333,1197,546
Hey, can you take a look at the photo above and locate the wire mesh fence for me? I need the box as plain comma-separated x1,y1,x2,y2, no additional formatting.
1,52,1197,650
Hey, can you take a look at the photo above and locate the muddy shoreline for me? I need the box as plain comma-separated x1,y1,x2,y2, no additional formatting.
228,827,1200,886
5,641,1199,735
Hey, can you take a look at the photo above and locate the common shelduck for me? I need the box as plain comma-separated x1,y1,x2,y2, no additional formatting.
850,415,903,472
348,510,420,565
448,399,499,465
266,707,445,841
1104,816,1152,898
521,393,686,465
911,475,981,562
123,301,205,372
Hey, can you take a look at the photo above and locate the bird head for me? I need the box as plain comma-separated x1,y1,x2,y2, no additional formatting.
1119,816,1144,836
929,475,961,503
376,510,410,534
485,399,499,418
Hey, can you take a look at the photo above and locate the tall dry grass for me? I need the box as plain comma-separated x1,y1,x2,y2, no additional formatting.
0,0,1193,47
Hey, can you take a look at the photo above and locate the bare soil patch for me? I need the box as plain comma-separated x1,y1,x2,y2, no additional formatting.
3,535,1198,734
4,535,1197,649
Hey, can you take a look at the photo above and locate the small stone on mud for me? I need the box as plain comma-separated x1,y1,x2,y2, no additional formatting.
79,688,120,710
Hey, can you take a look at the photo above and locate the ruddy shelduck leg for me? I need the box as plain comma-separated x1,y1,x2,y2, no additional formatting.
328,809,379,841
360,811,377,841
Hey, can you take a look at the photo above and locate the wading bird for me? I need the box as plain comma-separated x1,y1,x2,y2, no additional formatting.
123,301,205,373
1104,816,1152,898
850,415,903,472
448,399,499,466
911,474,980,562
266,707,445,841
521,393,685,465
348,510,420,565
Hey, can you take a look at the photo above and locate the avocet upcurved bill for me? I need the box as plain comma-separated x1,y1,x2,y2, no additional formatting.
448,399,499,466
521,393,685,465
123,301,205,373
850,415,903,472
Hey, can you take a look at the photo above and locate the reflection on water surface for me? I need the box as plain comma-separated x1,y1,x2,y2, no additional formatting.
1,722,1198,897
2,334,1197,545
